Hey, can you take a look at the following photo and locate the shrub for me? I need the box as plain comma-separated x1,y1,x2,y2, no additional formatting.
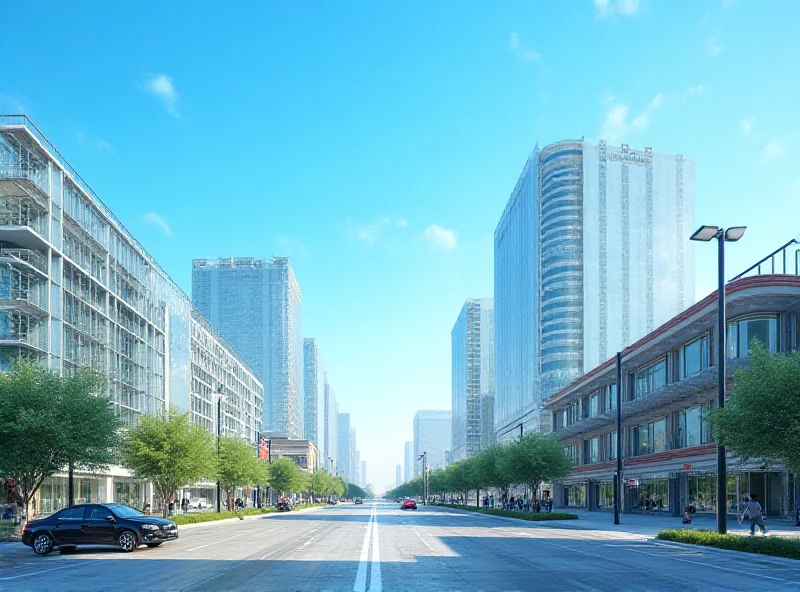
656,529,800,560
172,507,275,525
436,503,578,521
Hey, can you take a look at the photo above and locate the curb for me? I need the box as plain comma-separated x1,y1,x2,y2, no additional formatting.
650,537,800,568
431,505,585,529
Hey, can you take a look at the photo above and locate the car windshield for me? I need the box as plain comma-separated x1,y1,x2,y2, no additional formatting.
106,504,144,518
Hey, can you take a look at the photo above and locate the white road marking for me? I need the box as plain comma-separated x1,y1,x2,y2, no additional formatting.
0,560,102,582
185,533,240,552
414,530,434,552
353,505,375,592
369,509,382,592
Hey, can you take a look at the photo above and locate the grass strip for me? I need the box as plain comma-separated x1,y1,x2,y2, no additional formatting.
435,503,578,521
171,503,327,525
656,529,800,560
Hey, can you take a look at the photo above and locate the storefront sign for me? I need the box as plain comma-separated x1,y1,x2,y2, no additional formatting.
683,464,692,471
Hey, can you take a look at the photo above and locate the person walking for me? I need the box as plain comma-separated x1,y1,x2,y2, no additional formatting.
738,495,767,536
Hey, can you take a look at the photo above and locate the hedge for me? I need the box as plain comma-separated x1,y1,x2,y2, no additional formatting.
656,529,800,560
171,502,326,525
436,503,578,521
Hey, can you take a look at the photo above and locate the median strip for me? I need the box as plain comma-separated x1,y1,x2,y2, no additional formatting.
434,504,578,522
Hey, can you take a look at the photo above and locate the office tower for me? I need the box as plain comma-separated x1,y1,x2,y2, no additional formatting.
349,428,357,484
337,413,351,481
355,450,361,485
323,374,338,473
494,140,695,440
451,298,494,461
192,256,303,438
396,465,401,487
404,441,414,483
303,338,326,460
361,460,367,487
0,115,262,511
413,410,452,476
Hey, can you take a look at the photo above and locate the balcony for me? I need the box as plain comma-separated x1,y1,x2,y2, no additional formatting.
0,196,50,250
0,311,47,353
0,247,48,276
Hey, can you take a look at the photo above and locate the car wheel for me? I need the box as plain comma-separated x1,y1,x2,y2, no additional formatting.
117,530,138,552
33,533,53,556
146,543,163,548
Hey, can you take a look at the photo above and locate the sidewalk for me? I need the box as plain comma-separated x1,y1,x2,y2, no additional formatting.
534,508,800,539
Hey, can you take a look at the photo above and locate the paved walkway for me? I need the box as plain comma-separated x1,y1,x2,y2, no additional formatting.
543,507,800,538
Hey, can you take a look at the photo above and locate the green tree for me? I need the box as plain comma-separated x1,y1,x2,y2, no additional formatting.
310,470,329,500
709,344,800,474
346,482,367,498
499,433,572,496
0,362,120,511
475,445,513,499
218,436,269,508
122,408,217,517
268,457,306,496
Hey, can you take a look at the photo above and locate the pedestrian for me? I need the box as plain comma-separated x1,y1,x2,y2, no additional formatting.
535,500,541,513
143,503,152,515
547,499,553,513
682,506,692,524
645,495,652,515
181,498,187,515
739,495,767,536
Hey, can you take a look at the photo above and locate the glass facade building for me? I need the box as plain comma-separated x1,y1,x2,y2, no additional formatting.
303,337,326,464
451,298,494,461
404,441,414,483
494,140,695,441
0,115,261,512
323,374,339,473
337,413,351,481
192,256,304,438
413,410,452,476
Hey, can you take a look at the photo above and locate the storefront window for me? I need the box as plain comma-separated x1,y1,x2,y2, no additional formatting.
727,317,778,358
628,479,669,513
596,483,614,509
687,476,717,513
564,484,586,508
114,479,145,511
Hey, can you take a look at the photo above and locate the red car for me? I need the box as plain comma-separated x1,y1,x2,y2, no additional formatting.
401,499,417,510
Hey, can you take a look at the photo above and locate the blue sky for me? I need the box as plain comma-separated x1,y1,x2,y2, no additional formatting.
2,0,798,490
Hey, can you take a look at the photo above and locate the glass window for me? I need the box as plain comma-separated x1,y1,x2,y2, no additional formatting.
727,317,778,358
634,358,666,399
629,418,667,456
603,431,617,460
604,383,617,411
88,506,112,520
57,506,84,520
653,419,666,453
583,437,599,464
589,392,600,417
680,335,708,378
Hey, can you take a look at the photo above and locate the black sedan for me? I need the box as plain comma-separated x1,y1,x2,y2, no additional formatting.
22,503,178,555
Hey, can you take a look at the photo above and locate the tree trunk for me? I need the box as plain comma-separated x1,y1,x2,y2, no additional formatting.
476,489,480,508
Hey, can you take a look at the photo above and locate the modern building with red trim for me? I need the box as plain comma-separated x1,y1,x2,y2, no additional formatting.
544,271,800,517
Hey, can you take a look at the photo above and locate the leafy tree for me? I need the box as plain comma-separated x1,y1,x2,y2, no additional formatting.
475,445,512,498
331,476,346,497
310,470,329,500
122,408,217,517
709,344,800,474
268,457,306,496
499,433,572,495
218,435,269,508
0,362,120,511
346,482,367,498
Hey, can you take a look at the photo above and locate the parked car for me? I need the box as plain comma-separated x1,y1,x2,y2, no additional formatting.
22,503,178,555
276,500,294,512
354,498,363,505
401,499,417,510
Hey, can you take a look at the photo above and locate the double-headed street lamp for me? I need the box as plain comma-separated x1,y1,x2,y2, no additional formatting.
690,224,746,535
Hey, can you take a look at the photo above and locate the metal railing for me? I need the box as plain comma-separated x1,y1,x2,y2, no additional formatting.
730,238,800,281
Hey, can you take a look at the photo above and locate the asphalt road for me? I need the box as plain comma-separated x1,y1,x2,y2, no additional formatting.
2,502,800,591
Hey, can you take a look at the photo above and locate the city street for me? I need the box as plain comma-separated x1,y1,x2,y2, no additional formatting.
2,503,800,591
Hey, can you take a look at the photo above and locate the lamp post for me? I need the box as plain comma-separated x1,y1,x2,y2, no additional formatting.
418,452,427,506
214,384,226,513
690,224,746,534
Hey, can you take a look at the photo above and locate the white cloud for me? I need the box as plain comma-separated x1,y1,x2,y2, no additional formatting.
508,32,541,61
420,224,457,251
140,74,180,116
76,131,115,155
396,218,408,228
760,139,788,164
276,236,310,258
707,35,723,55
144,212,173,236
740,117,755,138
347,216,390,245
595,0,640,18
600,86,704,143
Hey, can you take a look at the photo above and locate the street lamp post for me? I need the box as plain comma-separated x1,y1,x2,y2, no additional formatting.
214,384,226,513
690,224,746,534
418,452,427,506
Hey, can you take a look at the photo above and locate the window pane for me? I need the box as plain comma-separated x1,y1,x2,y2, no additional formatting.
653,419,666,452
683,339,703,377
739,318,777,355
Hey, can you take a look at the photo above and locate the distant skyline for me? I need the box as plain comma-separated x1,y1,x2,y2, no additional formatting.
3,0,798,489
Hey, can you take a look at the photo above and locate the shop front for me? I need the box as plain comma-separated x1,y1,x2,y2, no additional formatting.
625,476,671,514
